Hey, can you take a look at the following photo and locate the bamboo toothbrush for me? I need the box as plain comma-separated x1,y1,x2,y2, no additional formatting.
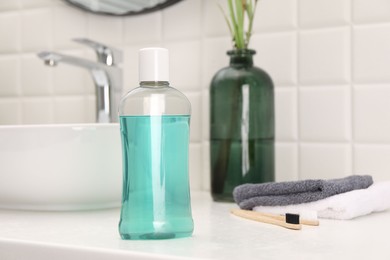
231,209,302,230
254,210,320,226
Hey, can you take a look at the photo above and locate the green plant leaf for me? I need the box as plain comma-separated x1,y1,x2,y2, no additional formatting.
246,0,253,19
246,0,258,48
218,0,259,49
227,0,240,48
234,0,245,49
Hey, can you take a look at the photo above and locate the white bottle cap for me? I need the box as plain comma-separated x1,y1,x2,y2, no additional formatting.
139,47,169,82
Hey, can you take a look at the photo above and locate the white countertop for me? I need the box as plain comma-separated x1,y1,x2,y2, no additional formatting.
0,191,389,260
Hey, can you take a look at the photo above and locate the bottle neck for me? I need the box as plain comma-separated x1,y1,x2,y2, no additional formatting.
140,81,170,88
228,49,255,67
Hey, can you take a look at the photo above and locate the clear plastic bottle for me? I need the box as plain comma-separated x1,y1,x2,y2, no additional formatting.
118,48,193,240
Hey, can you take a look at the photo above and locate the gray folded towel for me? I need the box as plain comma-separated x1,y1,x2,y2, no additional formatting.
233,175,373,210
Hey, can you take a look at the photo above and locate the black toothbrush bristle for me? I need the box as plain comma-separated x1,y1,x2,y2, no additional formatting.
285,213,300,224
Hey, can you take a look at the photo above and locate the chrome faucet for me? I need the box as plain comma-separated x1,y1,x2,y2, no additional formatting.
37,38,122,123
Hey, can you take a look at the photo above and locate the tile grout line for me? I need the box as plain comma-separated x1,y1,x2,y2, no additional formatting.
49,4,55,124
350,0,355,175
199,0,203,191
199,0,207,191
295,0,301,181
17,9,22,124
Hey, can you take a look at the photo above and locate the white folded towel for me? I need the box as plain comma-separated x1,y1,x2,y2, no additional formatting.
253,181,390,220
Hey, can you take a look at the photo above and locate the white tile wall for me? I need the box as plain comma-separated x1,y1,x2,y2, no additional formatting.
201,141,211,191
252,32,297,86
275,88,298,141
165,40,201,91
0,0,389,190
254,0,297,32
275,143,298,181
201,89,209,140
87,13,123,45
354,84,390,142
299,28,350,85
299,0,350,28
189,143,202,190
353,24,390,82
0,55,20,96
20,53,52,95
0,12,20,53
203,0,229,38
299,86,351,141
201,37,231,87
20,0,53,9
123,12,162,45
0,1,20,11
300,143,352,179
20,8,52,51
353,0,390,24
85,95,96,123
52,50,88,95
162,0,201,41
0,98,21,124
355,144,390,181
186,92,201,142
21,97,52,124
53,96,85,123
52,5,87,49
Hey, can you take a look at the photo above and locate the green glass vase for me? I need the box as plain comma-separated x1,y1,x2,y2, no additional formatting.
210,49,275,202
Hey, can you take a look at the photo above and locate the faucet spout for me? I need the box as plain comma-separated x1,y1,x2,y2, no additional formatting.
38,51,108,72
37,47,122,123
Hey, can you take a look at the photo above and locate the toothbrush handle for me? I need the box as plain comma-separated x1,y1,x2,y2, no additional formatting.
256,211,320,226
231,209,301,230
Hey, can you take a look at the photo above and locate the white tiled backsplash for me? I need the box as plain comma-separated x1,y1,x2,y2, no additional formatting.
0,0,390,190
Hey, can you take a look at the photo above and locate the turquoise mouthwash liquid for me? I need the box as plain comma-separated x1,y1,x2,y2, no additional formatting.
118,115,193,240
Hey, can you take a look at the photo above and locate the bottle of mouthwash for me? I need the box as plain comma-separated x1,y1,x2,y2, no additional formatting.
118,48,193,240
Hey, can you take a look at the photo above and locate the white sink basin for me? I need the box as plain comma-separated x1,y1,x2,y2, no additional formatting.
0,124,122,211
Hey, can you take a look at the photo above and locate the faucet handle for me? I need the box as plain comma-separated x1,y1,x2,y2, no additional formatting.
73,38,123,66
